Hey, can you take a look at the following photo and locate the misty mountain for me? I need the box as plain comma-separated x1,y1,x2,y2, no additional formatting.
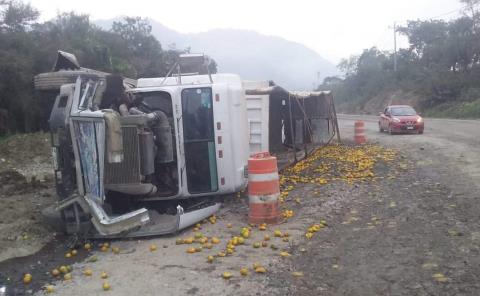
95,18,338,90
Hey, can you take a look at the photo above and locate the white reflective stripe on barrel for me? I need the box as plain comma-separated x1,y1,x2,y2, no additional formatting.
248,193,280,203
248,172,279,182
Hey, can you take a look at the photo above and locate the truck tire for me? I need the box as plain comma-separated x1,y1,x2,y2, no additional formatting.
34,71,100,91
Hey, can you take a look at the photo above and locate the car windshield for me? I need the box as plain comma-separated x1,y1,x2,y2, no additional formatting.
391,107,417,116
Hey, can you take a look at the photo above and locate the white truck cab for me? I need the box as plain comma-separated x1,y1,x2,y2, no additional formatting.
45,52,249,237
132,74,249,199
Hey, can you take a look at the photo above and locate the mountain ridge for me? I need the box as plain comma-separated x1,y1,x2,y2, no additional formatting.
95,18,338,89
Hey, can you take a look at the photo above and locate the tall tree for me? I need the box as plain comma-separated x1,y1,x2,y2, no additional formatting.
111,17,165,77
0,0,39,31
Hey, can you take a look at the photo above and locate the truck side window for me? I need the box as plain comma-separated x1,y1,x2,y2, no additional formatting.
181,88,218,193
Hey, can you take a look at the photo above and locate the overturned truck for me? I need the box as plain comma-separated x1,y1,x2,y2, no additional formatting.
37,52,249,238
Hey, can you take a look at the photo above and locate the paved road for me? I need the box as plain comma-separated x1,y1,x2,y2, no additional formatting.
337,114,480,187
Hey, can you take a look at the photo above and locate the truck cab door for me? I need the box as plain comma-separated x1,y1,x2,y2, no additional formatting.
181,87,218,194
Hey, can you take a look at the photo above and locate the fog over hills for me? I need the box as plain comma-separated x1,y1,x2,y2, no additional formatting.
95,18,339,90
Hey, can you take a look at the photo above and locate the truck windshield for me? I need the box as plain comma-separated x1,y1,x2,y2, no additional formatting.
181,87,218,193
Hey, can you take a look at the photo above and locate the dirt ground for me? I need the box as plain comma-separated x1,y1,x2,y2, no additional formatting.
1,115,480,296
0,133,56,263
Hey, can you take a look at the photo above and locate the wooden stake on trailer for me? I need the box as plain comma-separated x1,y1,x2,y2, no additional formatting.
287,93,297,163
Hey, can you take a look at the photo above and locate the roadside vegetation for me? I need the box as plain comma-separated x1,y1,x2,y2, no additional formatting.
320,0,480,119
0,0,216,136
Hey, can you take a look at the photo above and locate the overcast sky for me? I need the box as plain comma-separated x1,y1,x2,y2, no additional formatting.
28,0,465,64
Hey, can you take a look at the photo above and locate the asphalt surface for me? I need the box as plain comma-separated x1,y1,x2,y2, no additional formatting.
337,114,480,184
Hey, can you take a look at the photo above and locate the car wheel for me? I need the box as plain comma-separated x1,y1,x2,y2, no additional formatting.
388,124,394,135
418,130,424,134
378,122,383,132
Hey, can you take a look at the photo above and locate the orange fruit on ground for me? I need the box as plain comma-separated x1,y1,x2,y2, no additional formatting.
45,285,54,293
23,274,32,284
240,268,249,276
150,244,157,252
100,271,108,279
102,281,111,291
59,266,68,274
51,269,60,277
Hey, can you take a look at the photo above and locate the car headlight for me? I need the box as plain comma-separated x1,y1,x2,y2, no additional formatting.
393,117,400,123
417,117,423,123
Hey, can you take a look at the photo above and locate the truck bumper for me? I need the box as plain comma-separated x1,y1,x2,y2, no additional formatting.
54,194,220,238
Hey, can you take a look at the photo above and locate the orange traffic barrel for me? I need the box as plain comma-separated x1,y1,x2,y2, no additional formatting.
248,152,280,224
354,121,367,144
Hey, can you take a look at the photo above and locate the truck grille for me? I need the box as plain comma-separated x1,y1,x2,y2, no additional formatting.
104,126,141,185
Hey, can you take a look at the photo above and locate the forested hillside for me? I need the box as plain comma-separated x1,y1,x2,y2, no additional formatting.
320,0,480,118
0,0,197,135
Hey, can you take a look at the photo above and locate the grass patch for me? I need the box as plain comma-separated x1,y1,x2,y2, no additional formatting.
425,98,480,119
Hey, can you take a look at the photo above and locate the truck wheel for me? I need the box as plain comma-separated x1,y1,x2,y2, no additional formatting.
34,71,100,91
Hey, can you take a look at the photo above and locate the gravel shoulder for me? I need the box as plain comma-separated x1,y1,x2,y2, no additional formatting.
260,115,480,296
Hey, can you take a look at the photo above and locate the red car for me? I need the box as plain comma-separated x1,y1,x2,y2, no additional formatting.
379,105,424,134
